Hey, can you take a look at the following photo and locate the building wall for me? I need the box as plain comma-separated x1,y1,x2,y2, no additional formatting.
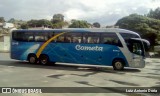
0,42,4,51
0,35,10,51
3,23,14,29
4,36,10,51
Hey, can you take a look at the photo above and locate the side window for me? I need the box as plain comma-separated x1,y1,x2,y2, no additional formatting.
12,31,51,42
82,33,100,44
12,32,34,42
35,32,48,42
57,35,65,42
55,32,65,43
12,32,24,41
24,32,34,42
72,33,82,43
64,33,72,43
65,32,82,43
48,32,55,42
101,33,123,47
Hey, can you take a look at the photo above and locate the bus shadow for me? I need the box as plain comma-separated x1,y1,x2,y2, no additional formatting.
0,61,141,73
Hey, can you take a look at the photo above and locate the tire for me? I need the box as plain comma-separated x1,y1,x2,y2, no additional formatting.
28,54,37,64
39,54,49,65
112,59,124,70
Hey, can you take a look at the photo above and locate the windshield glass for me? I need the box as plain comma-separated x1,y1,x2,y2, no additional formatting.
132,42,143,55
126,39,144,56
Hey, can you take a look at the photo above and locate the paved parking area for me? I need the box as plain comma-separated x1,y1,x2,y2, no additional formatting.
0,53,159,96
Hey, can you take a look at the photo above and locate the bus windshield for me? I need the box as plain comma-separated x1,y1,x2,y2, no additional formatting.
127,39,144,56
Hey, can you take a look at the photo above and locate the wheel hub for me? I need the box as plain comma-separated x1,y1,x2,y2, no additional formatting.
30,57,35,63
115,62,122,69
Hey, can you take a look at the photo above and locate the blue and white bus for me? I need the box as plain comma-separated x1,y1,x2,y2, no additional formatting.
11,28,150,70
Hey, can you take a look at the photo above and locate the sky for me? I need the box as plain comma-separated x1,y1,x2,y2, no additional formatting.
0,0,160,26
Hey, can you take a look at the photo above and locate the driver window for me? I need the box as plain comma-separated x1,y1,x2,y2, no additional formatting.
132,43,142,55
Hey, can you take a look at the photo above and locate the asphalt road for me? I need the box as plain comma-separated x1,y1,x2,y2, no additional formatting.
0,53,159,96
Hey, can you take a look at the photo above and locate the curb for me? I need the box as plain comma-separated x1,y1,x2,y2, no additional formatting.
0,51,10,53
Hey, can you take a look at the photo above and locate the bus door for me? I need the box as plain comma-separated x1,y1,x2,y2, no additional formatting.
128,39,145,68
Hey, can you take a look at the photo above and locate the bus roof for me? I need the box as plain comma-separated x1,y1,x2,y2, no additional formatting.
12,28,139,36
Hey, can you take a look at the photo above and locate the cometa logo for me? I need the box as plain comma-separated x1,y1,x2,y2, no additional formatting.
75,45,103,51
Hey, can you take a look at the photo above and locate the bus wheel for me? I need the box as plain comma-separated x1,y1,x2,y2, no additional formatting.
39,55,49,65
28,55,37,64
112,59,124,70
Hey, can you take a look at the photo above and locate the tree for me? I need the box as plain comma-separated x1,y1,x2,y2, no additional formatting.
7,18,27,28
27,19,52,28
8,18,16,23
20,23,29,29
51,14,68,28
115,14,160,48
93,22,100,28
38,19,52,28
69,20,90,28
52,14,64,23
143,32,157,47
0,17,5,23
147,7,160,20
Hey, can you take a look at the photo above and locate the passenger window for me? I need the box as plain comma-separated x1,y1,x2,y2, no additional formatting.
35,36,44,42
35,32,48,42
73,37,80,43
101,33,123,47
56,35,65,42
12,32,25,41
48,32,54,39
24,32,34,42
54,32,65,43
13,32,35,42
72,33,82,43
82,33,100,44
65,32,82,43
48,32,56,42
13,31,51,42
28,36,34,42
65,33,72,43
